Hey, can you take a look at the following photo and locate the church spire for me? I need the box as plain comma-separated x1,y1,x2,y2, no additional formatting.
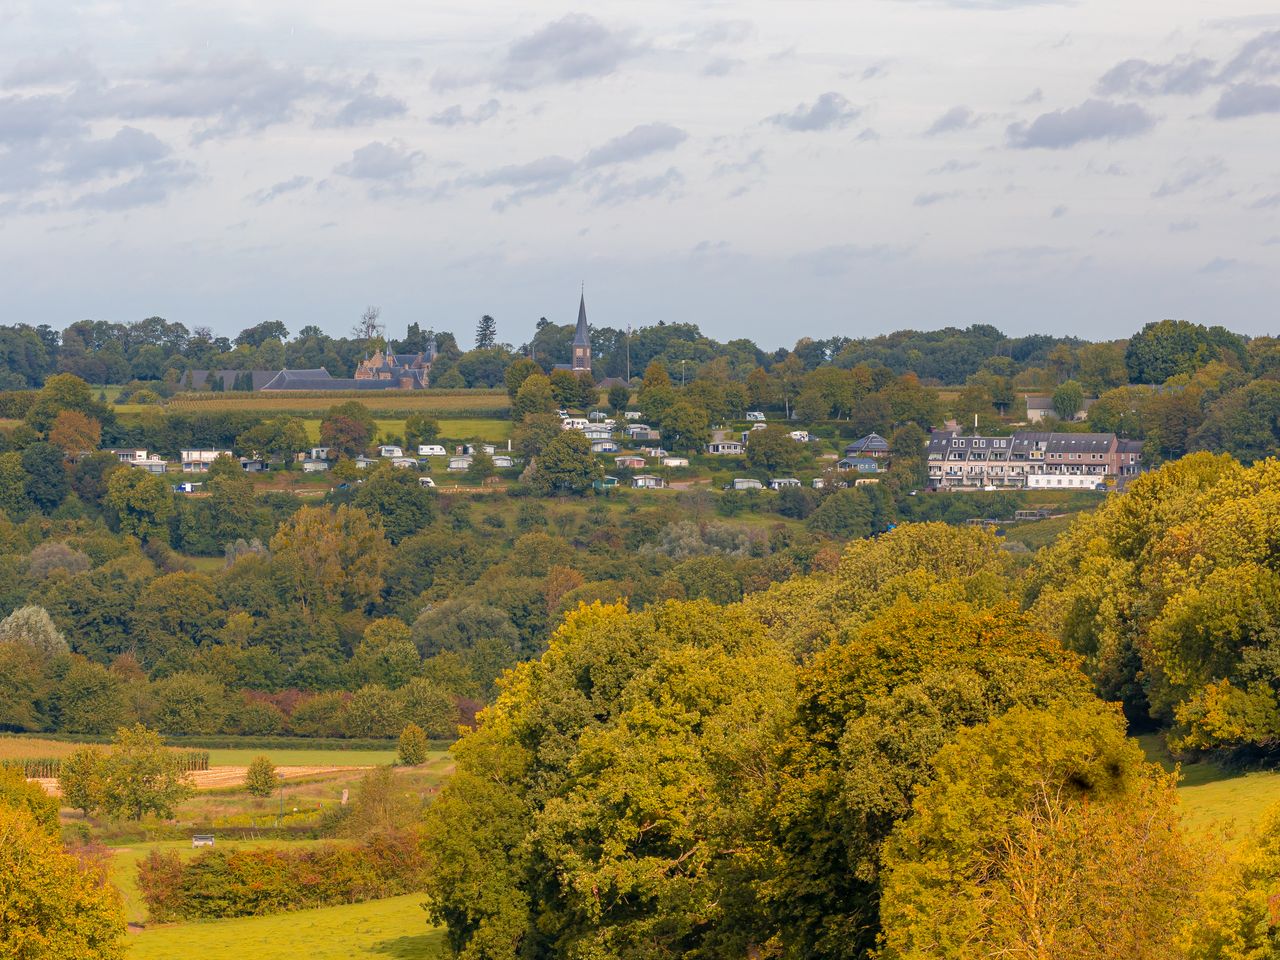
573,289,589,347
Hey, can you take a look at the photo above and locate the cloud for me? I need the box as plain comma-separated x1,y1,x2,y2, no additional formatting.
334,141,423,181
59,126,170,181
429,99,500,127
713,148,766,177
1151,156,1226,198
914,190,961,206
768,92,861,132
319,92,407,128
70,160,197,211
590,167,684,206
1250,193,1280,209
925,105,979,136
690,20,755,46
1051,205,1068,218
1199,256,1240,274
703,57,743,77
1096,56,1216,97
794,244,910,277
1169,219,1199,232
248,175,312,205
483,14,644,91
1007,99,1155,149
581,122,687,168
930,159,980,174
469,155,578,208
4,49,100,87
1218,30,1280,81
1214,83,1280,118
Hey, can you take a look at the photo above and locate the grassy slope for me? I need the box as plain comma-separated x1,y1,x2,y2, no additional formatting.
127,894,444,960
204,746,399,766
1138,732,1280,834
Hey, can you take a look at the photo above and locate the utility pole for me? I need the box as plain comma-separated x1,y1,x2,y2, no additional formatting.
625,324,631,382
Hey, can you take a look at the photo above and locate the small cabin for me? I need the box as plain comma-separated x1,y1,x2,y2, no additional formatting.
632,474,667,489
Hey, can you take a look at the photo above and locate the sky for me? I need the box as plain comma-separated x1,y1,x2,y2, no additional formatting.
1,0,1279,350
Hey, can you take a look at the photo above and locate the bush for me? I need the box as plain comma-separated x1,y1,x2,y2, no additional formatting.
398,723,428,766
0,765,60,833
137,833,428,921
245,755,277,799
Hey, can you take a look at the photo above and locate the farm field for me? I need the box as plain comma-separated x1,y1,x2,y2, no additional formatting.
299,416,514,445
127,894,444,959
204,746,401,767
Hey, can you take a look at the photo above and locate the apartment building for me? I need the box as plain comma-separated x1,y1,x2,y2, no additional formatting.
926,431,1143,491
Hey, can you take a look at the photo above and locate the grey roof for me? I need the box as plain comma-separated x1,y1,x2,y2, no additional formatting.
188,369,278,391
261,368,419,391
845,432,889,455
573,292,590,347
1026,396,1054,410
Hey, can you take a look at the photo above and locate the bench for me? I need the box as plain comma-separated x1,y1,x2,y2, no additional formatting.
192,834,215,848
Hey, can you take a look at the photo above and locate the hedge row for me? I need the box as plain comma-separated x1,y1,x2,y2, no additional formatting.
138,833,427,921
0,751,209,779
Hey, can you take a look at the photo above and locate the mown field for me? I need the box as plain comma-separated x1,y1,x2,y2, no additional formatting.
127,894,443,959
1139,733,1280,836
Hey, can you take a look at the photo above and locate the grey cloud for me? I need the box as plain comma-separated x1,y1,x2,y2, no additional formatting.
914,190,961,206
492,14,644,91
1096,56,1216,97
1051,205,1068,218
249,175,313,205
930,159,979,174
334,141,423,181
1199,257,1240,274
590,167,684,206
1219,30,1280,81
1214,83,1280,118
319,92,407,128
0,93,86,143
795,244,910,277
768,92,861,132
692,20,755,46
70,160,197,211
1169,219,1199,232
1007,99,1155,149
703,57,743,77
862,61,891,81
581,123,687,168
713,148,766,177
429,99,500,127
925,105,978,136
4,50,100,87
856,128,880,142
473,155,577,189
1152,156,1226,198
1250,194,1280,209
60,126,170,182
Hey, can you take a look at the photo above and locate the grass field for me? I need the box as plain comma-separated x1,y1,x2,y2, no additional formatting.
0,735,102,760
127,894,443,959
1138,733,1280,835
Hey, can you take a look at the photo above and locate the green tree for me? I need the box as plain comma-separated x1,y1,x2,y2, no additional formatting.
529,430,602,496
398,722,429,765
58,747,107,816
877,704,1201,960
351,617,420,688
99,724,195,821
0,764,60,833
475,314,498,350
320,401,377,458
105,468,173,541
404,412,441,449
0,804,126,959
746,425,808,473
269,505,391,613
150,672,226,734
607,383,630,413
1051,379,1085,420
352,467,435,543
504,357,542,399
245,755,277,798
235,416,307,460
21,442,70,513
26,372,111,433
1125,319,1247,384
465,452,496,484
512,374,557,420
657,400,711,453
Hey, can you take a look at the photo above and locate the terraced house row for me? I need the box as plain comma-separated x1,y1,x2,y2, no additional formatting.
926,430,1144,491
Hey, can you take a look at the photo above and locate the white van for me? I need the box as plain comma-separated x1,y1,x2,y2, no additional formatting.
417,444,447,457
745,412,766,422
418,476,436,488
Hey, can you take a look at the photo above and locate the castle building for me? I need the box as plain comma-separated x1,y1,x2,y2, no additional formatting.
352,346,434,389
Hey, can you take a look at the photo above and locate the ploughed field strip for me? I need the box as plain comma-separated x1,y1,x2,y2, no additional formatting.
34,764,369,796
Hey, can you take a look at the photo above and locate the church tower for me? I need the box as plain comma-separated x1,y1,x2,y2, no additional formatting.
571,291,591,373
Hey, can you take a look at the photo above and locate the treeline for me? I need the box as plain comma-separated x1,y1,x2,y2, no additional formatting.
422,520,1280,960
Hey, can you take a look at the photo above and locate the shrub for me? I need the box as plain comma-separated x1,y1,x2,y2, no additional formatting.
245,755,277,799
0,765,60,833
398,723,428,766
